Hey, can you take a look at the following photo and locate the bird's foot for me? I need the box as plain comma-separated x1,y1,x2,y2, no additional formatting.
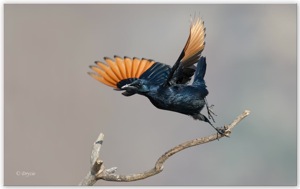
207,104,217,121
204,98,217,122
208,104,217,115
207,122,226,139
215,127,225,134
215,126,230,139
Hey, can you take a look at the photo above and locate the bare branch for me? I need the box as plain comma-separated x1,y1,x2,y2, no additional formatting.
79,133,105,186
91,133,104,165
80,110,250,185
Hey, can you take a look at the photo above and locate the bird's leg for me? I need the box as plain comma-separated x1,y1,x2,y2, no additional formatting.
207,119,225,136
192,114,225,136
204,98,216,122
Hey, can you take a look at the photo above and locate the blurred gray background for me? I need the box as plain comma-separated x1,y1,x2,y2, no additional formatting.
4,4,296,186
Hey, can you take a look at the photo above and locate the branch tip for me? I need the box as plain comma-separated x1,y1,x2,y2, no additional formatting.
95,133,104,144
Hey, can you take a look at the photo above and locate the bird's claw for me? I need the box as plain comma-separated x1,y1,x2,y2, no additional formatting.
207,122,227,139
207,104,216,122
208,104,217,116
204,98,217,123
216,127,225,135
215,126,230,139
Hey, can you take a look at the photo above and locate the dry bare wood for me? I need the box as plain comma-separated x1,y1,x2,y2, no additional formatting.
79,110,250,186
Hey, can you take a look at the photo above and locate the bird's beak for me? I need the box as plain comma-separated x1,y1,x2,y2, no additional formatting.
121,83,138,96
121,84,137,90
121,84,130,89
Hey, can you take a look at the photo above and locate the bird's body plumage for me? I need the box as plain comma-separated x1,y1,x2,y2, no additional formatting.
146,85,207,115
88,17,221,133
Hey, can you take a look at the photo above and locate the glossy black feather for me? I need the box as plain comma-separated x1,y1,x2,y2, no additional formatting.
144,57,208,115
193,56,207,88
170,64,196,85
118,56,221,134
140,62,171,85
122,56,209,115
163,51,185,87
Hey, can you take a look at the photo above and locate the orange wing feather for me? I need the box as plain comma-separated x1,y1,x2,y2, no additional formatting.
93,62,119,82
135,58,147,78
115,56,127,78
104,57,123,80
181,17,206,66
89,65,117,84
88,72,115,87
89,56,155,89
124,57,132,78
131,57,140,77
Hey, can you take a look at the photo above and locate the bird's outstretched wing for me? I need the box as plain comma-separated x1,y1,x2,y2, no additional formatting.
88,56,171,89
164,17,206,86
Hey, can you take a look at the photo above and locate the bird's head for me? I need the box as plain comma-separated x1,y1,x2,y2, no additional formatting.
121,79,150,95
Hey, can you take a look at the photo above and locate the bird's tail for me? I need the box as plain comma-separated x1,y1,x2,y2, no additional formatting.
192,56,207,87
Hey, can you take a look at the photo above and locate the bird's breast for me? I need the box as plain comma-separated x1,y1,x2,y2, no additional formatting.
146,86,206,115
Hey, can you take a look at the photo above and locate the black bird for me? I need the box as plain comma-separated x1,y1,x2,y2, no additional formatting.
88,17,222,134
